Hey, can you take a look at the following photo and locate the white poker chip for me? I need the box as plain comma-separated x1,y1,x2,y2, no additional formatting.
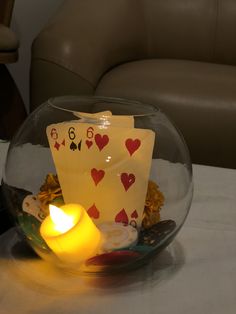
98,222,138,252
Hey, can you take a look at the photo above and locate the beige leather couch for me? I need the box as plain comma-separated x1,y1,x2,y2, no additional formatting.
30,0,236,169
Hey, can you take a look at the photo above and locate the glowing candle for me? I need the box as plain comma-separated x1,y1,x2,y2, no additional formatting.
40,204,101,264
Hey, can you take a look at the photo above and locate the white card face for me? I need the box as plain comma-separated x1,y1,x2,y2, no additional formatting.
46,118,155,227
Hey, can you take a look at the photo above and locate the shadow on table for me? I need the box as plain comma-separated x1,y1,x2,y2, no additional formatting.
0,228,185,296
84,239,185,295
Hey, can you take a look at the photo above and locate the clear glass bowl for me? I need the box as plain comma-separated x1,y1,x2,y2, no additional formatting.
2,96,193,273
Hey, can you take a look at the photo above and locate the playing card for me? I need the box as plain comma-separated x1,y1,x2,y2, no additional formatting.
22,195,46,222
74,111,134,128
47,126,66,152
46,115,155,227
74,111,112,120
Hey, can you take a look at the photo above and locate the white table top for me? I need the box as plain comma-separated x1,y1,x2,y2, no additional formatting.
0,142,236,314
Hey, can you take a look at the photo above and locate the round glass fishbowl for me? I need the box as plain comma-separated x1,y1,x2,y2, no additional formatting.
2,96,193,273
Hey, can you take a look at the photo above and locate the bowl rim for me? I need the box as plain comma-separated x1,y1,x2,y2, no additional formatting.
46,95,161,118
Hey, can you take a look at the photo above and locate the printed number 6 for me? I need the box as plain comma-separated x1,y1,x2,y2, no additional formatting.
50,128,58,140
68,127,76,140
87,127,94,139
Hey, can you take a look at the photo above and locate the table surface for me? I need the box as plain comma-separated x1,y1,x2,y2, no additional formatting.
0,142,236,314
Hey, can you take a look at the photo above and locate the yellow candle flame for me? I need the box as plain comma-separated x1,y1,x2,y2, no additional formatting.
49,204,74,233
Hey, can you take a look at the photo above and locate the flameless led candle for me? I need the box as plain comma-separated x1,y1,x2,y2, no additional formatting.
40,204,101,264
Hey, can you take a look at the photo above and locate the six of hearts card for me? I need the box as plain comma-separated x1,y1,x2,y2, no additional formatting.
46,119,155,227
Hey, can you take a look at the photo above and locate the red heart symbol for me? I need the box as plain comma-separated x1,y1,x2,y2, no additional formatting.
131,210,138,219
125,138,141,156
115,208,129,225
121,173,135,191
91,168,105,186
87,204,100,219
86,140,93,149
95,134,109,151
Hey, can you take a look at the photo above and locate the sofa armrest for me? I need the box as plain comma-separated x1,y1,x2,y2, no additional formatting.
31,0,146,110
0,0,15,26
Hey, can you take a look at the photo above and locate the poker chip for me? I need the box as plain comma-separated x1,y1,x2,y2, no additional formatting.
98,222,138,252
138,220,176,247
22,194,46,222
86,250,141,267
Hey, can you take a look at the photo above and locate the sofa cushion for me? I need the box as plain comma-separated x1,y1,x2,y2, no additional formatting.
96,59,236,168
